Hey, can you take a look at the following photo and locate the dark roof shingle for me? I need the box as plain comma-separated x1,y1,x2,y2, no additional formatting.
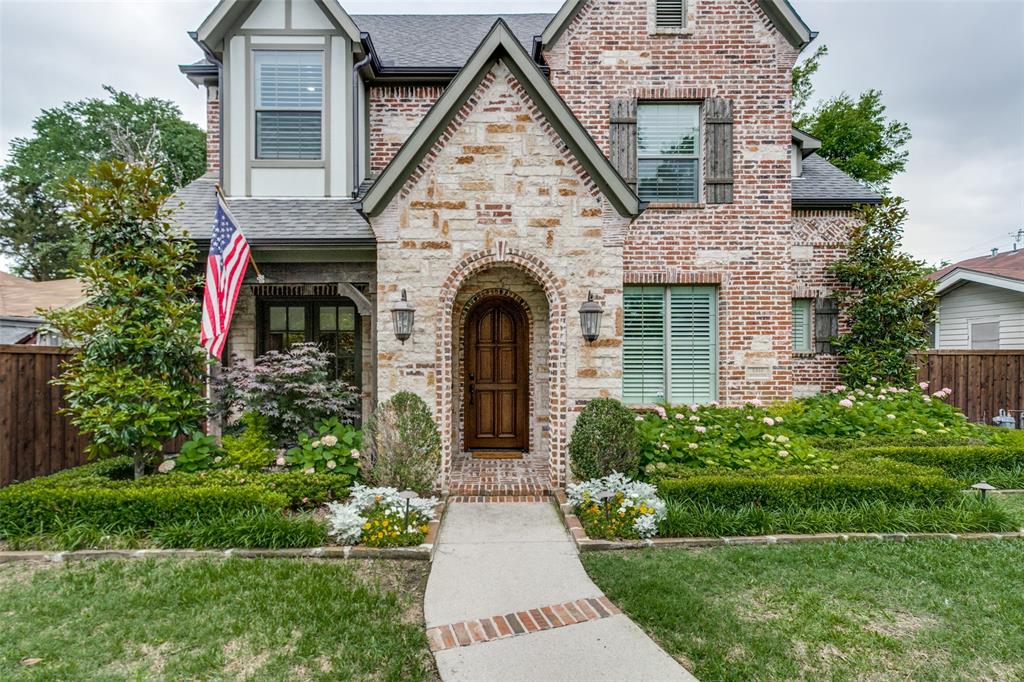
168,174,374,245
353,14,552,68
793,154,882,207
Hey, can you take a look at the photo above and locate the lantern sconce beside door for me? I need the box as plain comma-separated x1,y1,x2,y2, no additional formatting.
391,290,416,344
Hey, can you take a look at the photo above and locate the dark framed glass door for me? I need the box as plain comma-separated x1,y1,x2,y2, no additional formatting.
258,298,360,386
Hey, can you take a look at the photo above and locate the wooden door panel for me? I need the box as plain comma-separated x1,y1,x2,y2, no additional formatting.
465,298,528,451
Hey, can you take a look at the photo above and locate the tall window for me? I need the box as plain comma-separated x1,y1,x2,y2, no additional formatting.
792,299,812,353
623,286,717,405
254,50,323,160
637,103,700,203
259,300,359,385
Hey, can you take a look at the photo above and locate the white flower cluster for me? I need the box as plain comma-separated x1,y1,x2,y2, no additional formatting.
566,473,667,539
325,483,439,543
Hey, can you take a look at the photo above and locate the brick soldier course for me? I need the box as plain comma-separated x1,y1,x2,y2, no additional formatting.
174,0,882,494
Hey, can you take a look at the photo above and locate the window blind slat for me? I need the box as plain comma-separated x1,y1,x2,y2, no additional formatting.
792,299,812,352
655,0,685,28
623,287,667,405
669,287,717,405
254,50,323,160
637,103,700,203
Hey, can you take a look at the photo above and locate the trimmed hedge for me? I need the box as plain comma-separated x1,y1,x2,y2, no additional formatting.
656,471,962,509
849,446,1024,488
659,498,1021,537
0,484,288,537
648,457,945,481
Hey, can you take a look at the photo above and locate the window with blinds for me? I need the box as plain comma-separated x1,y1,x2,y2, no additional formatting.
655,0,685,29
637,103,700,203
792,299,812,352
623,286,718,405
254,50,323,160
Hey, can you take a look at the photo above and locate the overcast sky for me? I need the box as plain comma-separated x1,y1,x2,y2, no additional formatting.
1,0,1022,266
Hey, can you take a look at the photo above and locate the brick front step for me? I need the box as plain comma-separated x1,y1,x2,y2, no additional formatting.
448,495,551,503
425,596,621,652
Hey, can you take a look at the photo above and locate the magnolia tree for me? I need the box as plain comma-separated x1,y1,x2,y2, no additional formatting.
45,160,208,479
829,197,937,387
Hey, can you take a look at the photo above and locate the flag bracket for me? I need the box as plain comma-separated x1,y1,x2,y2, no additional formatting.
214,183,263,281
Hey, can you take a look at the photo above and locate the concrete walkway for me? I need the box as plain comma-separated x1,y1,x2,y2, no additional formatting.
424,501,698,681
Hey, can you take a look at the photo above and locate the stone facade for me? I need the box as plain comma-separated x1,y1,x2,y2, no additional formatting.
371,62,630,486
368,85,445,174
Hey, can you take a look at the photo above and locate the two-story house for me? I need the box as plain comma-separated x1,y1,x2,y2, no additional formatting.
172,0,880,492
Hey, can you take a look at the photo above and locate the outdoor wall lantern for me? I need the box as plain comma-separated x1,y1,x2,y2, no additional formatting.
391,290,416,344
578,291,604,345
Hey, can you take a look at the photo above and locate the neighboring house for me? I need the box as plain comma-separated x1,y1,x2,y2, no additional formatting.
929,250,1024,350
172,0,880,488
0,272,83,344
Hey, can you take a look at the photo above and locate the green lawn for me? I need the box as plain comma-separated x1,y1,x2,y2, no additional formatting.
584,540,1024,681
0,558,437,681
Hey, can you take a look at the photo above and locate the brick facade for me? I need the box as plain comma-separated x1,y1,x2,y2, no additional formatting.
368,85,444,173
205,86,220,173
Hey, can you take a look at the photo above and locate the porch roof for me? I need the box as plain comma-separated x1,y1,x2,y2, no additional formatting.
168,174,375,246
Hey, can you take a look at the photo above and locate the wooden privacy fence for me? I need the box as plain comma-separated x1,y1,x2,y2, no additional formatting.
0,345,88,487
914,350,1024,426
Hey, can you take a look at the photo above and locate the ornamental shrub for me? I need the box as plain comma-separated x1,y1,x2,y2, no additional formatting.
43,160,208,479
171,433,223,473
213,343,360,446
656,471,961,510
646,457,945,482
849,445,1024,488
636,402,824,473
285,417,361,475
326,484,439,547
221,413,277,470
567,473,666,539
362,392,440,493
569,399,640,481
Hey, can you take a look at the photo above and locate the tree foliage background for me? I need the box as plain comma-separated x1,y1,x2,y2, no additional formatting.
0,86,205,280
792,45,911,194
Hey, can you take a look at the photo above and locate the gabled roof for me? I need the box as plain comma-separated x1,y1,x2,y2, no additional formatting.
792,154,881,208
0,272,84,318
169,174,374,246
540,0,814,50
196,0,361,52
353,14,551,70
930,250,1024,295
792,128,821,158
361,19,641,219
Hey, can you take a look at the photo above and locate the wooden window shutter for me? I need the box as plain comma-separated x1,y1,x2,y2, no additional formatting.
704,98,734,204
814,297,839,354
623,286,666,405
609,98,638,191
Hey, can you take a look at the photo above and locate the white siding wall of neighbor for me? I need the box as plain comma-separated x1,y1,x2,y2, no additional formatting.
936,282,1024,349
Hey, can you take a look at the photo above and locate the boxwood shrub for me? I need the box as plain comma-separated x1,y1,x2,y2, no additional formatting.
849,446,1024,488
0,484,288,537
656,471,962,509
647,457,945,481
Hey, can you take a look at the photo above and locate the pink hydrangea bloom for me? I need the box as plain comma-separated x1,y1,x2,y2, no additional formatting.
839,399,854,408
763,417,775,426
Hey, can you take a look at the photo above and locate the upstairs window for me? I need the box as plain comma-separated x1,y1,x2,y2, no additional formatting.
637,103,700,203
655,0,685,30
254,50,323,160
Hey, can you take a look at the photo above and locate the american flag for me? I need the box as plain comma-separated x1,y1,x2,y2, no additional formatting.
200,193,251,359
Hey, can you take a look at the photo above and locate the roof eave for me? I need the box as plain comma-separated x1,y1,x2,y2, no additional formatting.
792,197,881,209
934,268,1024,296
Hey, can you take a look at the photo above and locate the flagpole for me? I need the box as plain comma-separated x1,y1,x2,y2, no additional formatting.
214,183,263,281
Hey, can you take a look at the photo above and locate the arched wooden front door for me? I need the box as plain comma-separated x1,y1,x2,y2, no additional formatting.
464,297,529,452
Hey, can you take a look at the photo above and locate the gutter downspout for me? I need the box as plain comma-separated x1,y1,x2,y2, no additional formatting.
352,40,373,198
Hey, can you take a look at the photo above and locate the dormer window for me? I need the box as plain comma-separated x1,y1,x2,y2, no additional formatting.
254,50,323,160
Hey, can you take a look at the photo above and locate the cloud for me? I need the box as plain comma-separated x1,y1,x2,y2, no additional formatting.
1,0,1021,267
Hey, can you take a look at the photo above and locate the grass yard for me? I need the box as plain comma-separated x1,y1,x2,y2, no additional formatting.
584,540,1024,682
0,558,437,681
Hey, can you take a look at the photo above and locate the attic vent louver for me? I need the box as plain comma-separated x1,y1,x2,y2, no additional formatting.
656,0,685,29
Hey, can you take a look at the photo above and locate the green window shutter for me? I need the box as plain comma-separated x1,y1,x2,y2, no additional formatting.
668,286,718,404
623,287,666,405
792,299,812,352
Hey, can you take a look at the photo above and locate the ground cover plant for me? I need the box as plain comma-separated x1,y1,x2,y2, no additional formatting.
584,540,1024,681
567,473,666,540
0,558,437,681
327,484,439,548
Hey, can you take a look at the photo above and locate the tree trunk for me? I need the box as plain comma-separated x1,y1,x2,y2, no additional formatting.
134,452,146,480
